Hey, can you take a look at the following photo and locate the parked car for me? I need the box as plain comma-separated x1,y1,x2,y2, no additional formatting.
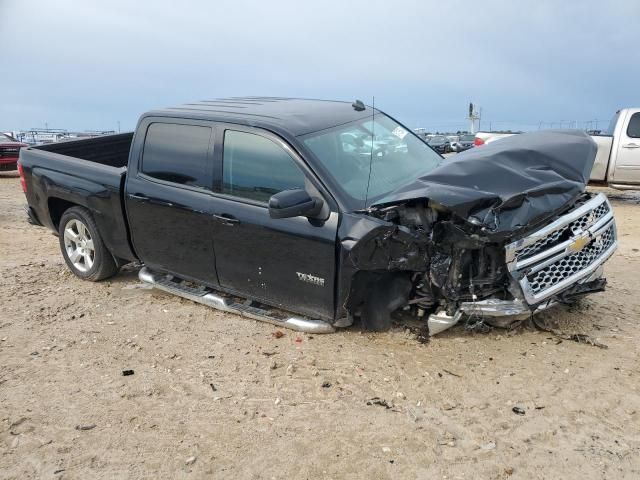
451,133,475,152
0,133,28,171
18,98,617,336
427,135,451,153
589,108,640,189
474,131,517,146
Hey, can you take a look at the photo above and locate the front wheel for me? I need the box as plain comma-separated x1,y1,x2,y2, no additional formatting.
58,206,119,281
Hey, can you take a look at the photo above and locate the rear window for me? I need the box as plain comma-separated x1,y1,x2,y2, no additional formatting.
141,123,212,188
627,112,640,138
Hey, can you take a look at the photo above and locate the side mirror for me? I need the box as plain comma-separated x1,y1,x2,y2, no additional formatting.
268,189,324,219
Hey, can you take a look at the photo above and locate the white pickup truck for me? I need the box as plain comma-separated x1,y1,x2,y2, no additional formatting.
590,108,640,189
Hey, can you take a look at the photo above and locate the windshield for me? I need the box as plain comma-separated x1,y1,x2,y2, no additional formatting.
429,136,446,144
302,114,441,208
460,134,475,141
0,133,16,143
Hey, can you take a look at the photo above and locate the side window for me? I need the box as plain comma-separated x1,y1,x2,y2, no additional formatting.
626,113,640,139
141,123,212,188
222,130,306,202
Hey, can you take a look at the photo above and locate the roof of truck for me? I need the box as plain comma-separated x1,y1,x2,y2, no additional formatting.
146,97,376,137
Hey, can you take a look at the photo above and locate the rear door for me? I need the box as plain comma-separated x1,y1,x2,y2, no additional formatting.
125,118,219,286
209,125,338,320
612,110,640,184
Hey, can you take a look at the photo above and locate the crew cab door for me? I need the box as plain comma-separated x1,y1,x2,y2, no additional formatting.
125,119,219,286
209,126,338,320
612,110,640,184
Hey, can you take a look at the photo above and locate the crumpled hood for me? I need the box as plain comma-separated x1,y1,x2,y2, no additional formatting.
372,130,597,240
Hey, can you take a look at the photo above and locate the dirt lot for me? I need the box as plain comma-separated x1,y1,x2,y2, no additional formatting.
1,172,639,479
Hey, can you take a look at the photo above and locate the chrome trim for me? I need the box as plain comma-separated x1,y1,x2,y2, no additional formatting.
505,193,609,266
138,267,335,334
506,193,617,305
513,209,614,271
520,232,617,304
526,218,614,275
459,298,558,318
427,310,462,335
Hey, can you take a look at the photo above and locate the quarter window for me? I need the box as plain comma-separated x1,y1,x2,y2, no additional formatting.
222,130,306,202
141,123,212,188
626,112,640,139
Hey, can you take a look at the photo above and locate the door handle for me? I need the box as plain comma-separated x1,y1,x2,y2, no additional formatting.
213,214,239,226
128,193,149,201
622,143,640,149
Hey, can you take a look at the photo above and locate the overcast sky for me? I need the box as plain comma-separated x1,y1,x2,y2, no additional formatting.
1,0,638,133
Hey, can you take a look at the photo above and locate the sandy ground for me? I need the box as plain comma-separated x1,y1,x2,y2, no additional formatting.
1,172,639,479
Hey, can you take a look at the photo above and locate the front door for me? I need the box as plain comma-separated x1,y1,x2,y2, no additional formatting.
125,121,219,286
210,128,338,320
613,110,640,184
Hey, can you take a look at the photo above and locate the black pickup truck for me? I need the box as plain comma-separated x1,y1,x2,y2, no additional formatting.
19,97,618,335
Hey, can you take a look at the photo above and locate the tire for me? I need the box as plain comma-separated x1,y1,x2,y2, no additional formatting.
361,273,412,332
58,206,119,281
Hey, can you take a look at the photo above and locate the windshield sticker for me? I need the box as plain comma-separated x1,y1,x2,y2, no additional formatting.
392,127,408,139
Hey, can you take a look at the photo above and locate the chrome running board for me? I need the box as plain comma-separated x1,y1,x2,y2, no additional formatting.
138,267,335,334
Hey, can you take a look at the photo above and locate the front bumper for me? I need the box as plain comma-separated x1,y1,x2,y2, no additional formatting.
428,193,617,333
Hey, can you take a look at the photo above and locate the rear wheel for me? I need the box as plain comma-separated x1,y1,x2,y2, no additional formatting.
58,206,119,281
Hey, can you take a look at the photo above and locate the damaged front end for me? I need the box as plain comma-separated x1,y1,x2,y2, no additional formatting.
342,130,618,335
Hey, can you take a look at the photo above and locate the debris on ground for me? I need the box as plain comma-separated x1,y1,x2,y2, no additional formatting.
512,406,526,415
437,431,456,447
567,334,609,349
480,441,496,451
532,317,608,349
75,424,96,431
185,456,197,466
322,382,331,388
209,383,216,392
122,369,135,376
442,369,462,378
272,331,285,339
406,407,423,422
367,397,392,409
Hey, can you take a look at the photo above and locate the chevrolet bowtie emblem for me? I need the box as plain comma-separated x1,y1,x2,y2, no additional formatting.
569,235,591,253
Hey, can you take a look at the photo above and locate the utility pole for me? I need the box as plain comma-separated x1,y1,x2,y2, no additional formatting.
467,103,481,134
117,120,121,133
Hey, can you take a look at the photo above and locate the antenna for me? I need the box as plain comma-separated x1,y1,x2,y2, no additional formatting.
363,96,375,208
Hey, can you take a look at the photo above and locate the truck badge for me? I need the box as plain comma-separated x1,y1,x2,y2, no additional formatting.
296,272,325,287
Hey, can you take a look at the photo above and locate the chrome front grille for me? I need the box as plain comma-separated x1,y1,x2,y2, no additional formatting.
526,224,615,293
506,193,617,304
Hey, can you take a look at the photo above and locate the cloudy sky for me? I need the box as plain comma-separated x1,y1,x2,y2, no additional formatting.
1,0,638,133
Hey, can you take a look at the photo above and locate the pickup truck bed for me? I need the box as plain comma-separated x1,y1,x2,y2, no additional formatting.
21,133,136,263
35,133,133,168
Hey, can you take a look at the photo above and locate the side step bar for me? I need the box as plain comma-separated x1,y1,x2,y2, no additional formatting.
138,267,335,334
